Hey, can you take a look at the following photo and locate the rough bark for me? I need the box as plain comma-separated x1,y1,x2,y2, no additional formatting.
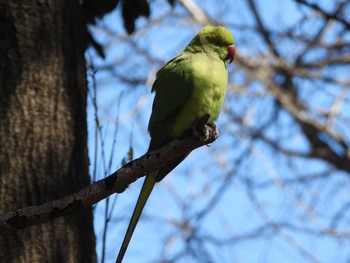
0,0,96,262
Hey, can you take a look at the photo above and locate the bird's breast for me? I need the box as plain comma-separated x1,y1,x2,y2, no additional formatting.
169,55,228,137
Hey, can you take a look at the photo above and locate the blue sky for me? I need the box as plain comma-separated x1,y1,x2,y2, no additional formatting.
86,0,350,262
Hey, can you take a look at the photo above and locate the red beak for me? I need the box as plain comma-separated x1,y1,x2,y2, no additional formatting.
226,45,236,63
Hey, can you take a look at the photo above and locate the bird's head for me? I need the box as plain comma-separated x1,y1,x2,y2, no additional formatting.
185,26,236,64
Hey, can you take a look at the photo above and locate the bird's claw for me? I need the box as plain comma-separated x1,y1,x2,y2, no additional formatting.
206,122,219,139
192,114,219,141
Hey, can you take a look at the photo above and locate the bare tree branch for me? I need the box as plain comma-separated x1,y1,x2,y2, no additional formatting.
295,0,350,30
246,0,280,57
0,120,218,235
239,54,350,173
178,0,212,25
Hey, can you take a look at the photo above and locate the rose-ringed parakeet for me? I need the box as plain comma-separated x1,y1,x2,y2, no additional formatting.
116,26,235,262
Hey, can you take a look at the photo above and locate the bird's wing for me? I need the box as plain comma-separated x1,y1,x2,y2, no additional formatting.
148,53,194,151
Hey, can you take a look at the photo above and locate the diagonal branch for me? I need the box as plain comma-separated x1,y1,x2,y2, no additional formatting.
295,0,350,30
178,0,212,25
0,120,218,235
246,0,280,57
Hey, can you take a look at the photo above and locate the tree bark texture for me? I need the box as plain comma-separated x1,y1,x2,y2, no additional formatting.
0,0,96,262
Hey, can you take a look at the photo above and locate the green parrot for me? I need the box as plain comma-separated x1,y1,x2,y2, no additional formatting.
116,26,235,262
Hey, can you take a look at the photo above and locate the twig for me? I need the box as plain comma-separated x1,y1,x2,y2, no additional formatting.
247,0,280,57
178,0,212,25
295,0,350,30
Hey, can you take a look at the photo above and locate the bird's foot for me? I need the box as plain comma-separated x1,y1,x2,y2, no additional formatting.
192,114,219,141
206,122,219,139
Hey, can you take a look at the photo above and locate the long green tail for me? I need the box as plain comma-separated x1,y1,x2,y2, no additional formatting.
116,172,157,263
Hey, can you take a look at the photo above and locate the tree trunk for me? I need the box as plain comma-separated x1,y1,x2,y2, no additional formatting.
0,0,96,262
